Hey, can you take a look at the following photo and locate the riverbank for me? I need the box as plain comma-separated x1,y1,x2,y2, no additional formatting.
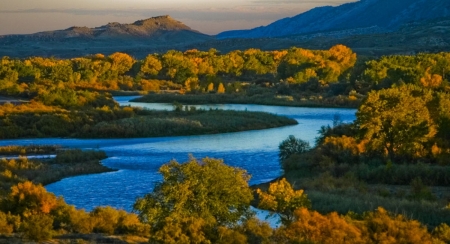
131,93,361,108
0,148,115,193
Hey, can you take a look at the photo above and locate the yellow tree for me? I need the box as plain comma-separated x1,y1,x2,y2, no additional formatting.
276,208,365,244
217,83,226,93
141,54,162,76
357,85,437,161
257,178,310,225
3,181,58,218
134,157,253,242
109,52,135,74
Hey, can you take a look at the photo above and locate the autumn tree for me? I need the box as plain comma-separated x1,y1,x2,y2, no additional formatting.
133,157,254,242
356,85,436,162
257,178,311,225
109,52,135,74
275,208,365,244
363,207,437,244
2,181,58,218
141,54,162,77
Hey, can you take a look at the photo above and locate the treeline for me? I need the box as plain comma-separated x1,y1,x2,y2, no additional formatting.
2,46,450,108
1,157,449,243
0,45,356,96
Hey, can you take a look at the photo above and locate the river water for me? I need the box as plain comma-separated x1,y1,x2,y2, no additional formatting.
0,96,356,212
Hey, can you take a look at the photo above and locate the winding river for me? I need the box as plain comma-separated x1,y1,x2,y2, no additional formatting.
0,96,356,212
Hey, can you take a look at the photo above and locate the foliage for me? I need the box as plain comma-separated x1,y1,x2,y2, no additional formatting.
20,214,54,242
0,211,20,234
357,85,436,161
363,207,436,244
274,208,365,244
257,178,311,225
279,135,311,163
134,157,254,242
2,181,58,218
433,223,450,243
84,109,297,138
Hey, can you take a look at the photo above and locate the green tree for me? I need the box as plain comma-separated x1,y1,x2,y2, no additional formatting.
279,135,311,162
133,157,254,242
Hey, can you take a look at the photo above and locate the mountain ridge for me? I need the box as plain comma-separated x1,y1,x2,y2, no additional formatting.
0,15,212,58
0,15,205,41
217,0,450,39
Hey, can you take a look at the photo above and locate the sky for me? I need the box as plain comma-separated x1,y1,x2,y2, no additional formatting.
0,0,355,35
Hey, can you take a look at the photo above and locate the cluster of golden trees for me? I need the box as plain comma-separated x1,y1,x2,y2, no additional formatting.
0,45,357,98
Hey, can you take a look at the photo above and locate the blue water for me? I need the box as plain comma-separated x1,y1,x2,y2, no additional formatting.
0,96,356,212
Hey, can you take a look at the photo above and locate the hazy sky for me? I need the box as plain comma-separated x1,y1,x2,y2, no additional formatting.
0,0,355,35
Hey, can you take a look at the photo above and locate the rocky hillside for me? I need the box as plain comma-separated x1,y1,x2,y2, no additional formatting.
217,0,450,39
0,16,212,58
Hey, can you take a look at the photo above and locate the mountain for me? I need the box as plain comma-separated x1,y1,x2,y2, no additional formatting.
0,15,212,58
189,17,450,56
217,0,450,39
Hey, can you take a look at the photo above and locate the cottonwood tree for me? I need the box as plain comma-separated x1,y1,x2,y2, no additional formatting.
133,157,253,243
356,85,436,162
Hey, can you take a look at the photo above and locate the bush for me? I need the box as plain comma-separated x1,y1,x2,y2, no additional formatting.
433,223,450,243
279,135,311,168
20,214,54,242
0,211,20,234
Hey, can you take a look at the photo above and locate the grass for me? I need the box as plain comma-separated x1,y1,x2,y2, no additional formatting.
0,148,114,192
132,93,361,108
0,145,61,156
81,109,298,138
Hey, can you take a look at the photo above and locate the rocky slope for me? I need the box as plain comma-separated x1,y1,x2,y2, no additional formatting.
217,0,450,39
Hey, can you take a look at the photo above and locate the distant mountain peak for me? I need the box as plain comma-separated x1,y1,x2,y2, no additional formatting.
0,15,212,58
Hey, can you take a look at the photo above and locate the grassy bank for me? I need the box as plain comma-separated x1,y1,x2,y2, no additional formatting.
132,93,361,108
80,109,298,138
0,148,114,193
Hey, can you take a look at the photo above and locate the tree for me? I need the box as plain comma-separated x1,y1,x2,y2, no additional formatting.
133,157,254,241
217,83,226,93
2,181,58,218
278,135,310,162
356,85,436,162
109,52,135,74
141,54,162,76
256,178,311,225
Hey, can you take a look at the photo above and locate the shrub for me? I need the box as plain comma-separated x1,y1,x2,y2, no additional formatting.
0,211,20,234
274,208,364,244
20,214,54,242
279,135,310,168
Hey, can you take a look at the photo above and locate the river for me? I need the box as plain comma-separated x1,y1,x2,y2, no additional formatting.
0,96,356,212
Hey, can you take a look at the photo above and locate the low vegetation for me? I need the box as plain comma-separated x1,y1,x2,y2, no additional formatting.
275,84,450,229
0,146,112,194
84,108,297,138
